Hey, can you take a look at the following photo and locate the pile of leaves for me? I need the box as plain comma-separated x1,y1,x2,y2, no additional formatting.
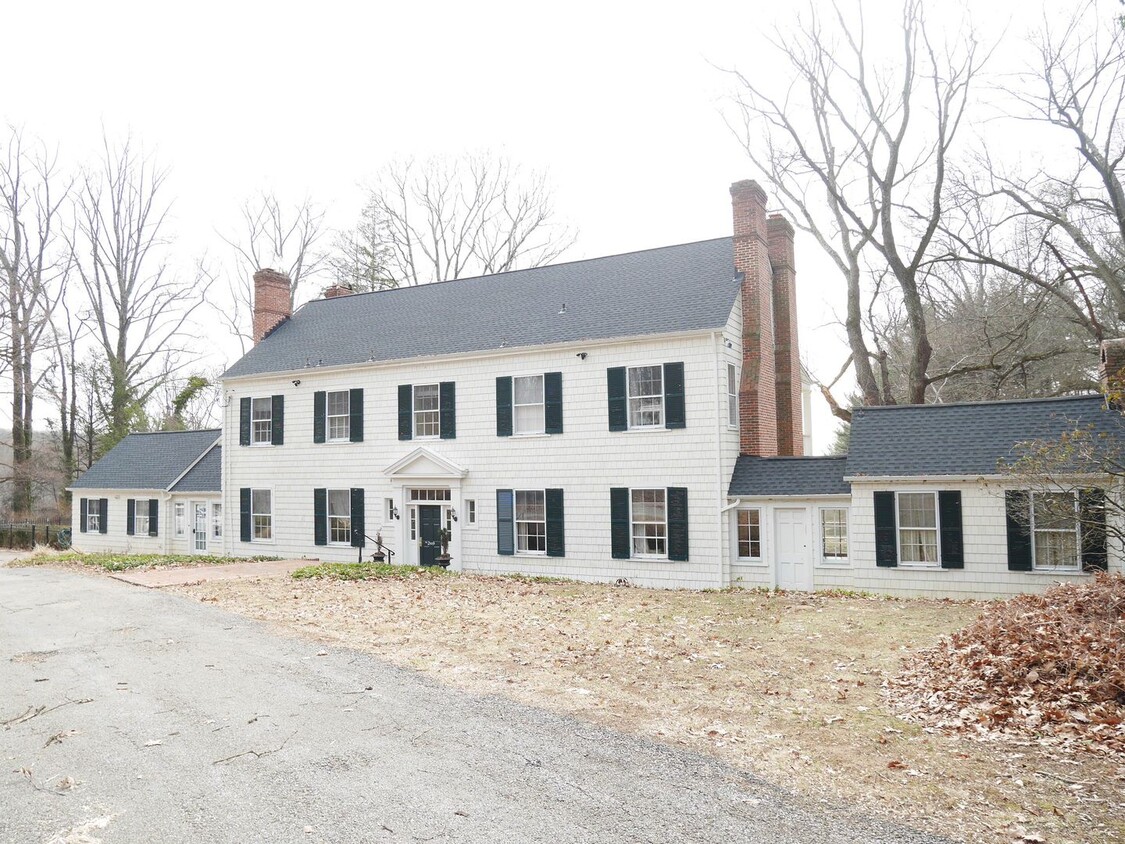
888,573,1125,755
290,562,455,581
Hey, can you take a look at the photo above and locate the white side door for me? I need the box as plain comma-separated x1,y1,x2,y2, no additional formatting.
193,503,208,552
775,507,812,591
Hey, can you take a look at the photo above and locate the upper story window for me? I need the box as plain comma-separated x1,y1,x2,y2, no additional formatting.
631,488,667,557
1031,492,1080,570
628,366,664,428
327,390,350,441
513,375,545,434
821,507,849,560
414,384,440,437
251,397,273,444
898,492,938,565
736,508,761,559
727,364,738,428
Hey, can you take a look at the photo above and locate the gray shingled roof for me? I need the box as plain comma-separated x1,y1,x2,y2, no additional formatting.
729,456,849,497
224,238,740,379
170,444,221,493
845,395,1125,477
71,430,221,490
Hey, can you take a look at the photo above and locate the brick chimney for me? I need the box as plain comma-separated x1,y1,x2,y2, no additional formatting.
1099,338,1125,395
252,268,291,345
323,283,354,299
769,214,803,456
731,180,778,457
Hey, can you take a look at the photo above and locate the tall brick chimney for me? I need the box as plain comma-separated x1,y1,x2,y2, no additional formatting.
252,268,291,345
769,214,803,456
731,180,777,457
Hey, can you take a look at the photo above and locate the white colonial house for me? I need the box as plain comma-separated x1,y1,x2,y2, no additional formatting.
70,180,1125,598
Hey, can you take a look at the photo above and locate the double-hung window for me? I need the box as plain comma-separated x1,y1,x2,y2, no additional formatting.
251,489,272,541
515,490,546,554
211,503,223,539
174,502,186,537
513,375,545,434
627,366,664,428
736,508,761,559
631,489,667,556
251,397,272,445
328,489,352,544
414,384,440,437
1031,492,1080,570
133,501,150,536
727,363,738,428
821,508,849,561
897,493,938,565
326,390,350,441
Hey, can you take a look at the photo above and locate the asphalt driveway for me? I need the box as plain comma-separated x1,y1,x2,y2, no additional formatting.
0,567,949,843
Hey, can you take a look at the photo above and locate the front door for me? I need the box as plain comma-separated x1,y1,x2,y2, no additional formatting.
418,505,442,566
775,507,811,591
193,503,208,552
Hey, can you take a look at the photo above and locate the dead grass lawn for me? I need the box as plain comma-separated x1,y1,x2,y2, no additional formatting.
177,573,1125,844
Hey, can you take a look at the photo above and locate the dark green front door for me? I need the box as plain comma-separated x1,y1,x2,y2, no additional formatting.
419,505,442,566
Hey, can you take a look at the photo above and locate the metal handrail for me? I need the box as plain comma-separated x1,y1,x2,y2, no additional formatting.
357,534,396,564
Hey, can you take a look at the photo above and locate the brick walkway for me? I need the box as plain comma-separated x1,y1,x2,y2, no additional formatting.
110,558,310,588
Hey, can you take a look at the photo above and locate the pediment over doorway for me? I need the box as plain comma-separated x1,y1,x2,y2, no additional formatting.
383,447,467,480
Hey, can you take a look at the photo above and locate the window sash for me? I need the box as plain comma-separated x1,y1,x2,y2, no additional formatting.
466,499,477,524
897,493,938,565
513,375,545,434
631,489,667,556
251,489,272,541
515,490,546,553
821,508,848,558
413,384,440,437
327,489,351,544
737,508,761,559
326,390,350,441
1031,492,1081,570
174,503,186,537
87,512,99,532
134,502,150,537
211,504,223,539
627,366,664,428
251,397,272,444
727,363,738,428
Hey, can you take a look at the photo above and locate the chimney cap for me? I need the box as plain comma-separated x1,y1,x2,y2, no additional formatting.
730,179,768,204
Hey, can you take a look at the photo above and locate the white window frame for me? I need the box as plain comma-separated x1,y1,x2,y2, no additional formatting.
726,363,738,429
413,384,441,438
512,374,546,435
627,365,664,430
818,506,850,565
326,390,350,442
514,489,547,555
895,491,940,568
211,502,223,540
251,488,273,542
630,488,668,558
735,507,762,561
174,502,186,538
327,488,352,545
1030,491,1082,572
251,397,272,445
133,500,150,537
465,499,477,527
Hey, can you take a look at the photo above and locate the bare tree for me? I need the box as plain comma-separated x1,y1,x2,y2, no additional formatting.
333,153,577,289
72,135,212,449
726,0,984,413
0,127,70,518
219,193,327,354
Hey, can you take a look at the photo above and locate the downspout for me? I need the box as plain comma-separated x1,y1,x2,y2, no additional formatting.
712,331,727,588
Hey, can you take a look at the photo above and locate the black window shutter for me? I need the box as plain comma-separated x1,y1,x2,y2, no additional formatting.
351,488,366,548
667,487,689,561
271,395,285,445
240,488,252,543
1005,490,1032,571
349,388,364,443
938,491,964,569
313,488,328,546
127,499,135,535
398,385,413,440
1080,488,1108,572
313,391,326,443
497,489,514,555
239,397,251,446
610,487,631,559
98,499,108,534
663,362,686,429
874,491,898,567
79,498,88,533
439,381,456,439
545,372,563,434
545,488,565,558
496,377,513,437
149,499,159,537
607,368,627,432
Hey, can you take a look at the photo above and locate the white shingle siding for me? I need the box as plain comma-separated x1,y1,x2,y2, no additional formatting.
221,328,740,589
70,490,222,556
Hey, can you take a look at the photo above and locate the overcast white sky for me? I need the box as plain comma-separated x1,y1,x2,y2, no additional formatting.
2,0,1080,451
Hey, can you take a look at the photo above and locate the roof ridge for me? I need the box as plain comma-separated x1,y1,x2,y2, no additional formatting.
297,236,734,307
853,394,1105,411
124,428,221,436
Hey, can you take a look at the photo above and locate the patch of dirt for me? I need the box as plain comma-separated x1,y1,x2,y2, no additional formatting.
176,574,1125,843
